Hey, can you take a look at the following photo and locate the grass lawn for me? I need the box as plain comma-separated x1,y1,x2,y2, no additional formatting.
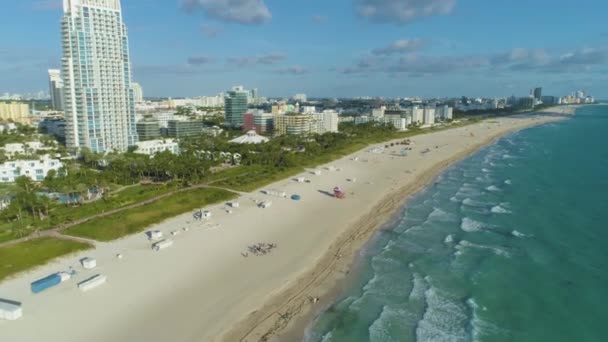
63,188,236,242
0,237,92,283
0,184,180,243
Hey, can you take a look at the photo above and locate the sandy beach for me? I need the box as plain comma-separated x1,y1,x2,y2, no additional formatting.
0,107,579,342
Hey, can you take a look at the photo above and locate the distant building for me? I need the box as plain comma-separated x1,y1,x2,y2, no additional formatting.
519,97,535,108
243,111,274,134
167,120,204,138
293,94,307,102
372,106,386,118
136,119,161,141
132,82,144,103
311,110,339,134
0,155,63,183
229,130,270,144
0,102,30,124
541,96,557,105
435,105,453,121
48,69,64,111
423,108,436,126
39,116,66,142
411,106,424,125
134,139,179,156
225,86,249,128
274,114,313,136
533,87,542,100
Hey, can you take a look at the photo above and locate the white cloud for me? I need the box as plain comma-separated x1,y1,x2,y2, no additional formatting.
356,0,456,24
372,39,426,55
182,0,271,25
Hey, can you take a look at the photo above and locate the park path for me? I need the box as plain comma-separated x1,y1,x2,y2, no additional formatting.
0,182,243,249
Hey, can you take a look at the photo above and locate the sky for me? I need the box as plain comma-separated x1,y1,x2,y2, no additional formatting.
1,0,608,98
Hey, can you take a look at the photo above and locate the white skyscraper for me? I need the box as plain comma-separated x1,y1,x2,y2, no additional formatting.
132,82,143,103
48,69,64,111
61,0,138,153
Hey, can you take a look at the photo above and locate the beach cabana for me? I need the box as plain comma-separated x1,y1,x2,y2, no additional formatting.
80,257,97,270
0,299,22,321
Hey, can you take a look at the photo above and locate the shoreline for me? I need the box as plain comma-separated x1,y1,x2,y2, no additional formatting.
223,106,581,342
0,106,581,342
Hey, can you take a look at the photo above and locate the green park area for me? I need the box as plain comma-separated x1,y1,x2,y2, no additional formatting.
0,237,92,282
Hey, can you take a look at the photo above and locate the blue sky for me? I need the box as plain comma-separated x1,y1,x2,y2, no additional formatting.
1,0,607,98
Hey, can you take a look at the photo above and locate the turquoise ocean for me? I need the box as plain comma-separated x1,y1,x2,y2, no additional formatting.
305,105,608,342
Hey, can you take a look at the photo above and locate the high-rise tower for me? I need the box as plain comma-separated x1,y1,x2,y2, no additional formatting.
61,0,138,152
48,69,64,111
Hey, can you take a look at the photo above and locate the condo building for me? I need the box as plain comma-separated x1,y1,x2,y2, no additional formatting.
61,0,138,152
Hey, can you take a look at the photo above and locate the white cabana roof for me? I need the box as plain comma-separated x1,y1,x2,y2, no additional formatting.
229,130,270,144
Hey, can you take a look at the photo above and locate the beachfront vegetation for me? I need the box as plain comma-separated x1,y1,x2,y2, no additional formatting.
63,187,236,241
0,237,92,282
0,119,475,244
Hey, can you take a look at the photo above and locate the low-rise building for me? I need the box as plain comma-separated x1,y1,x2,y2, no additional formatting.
167,120,204,138
0,102,30,124
229,130,269,144
134,139,179,156
274,114,313,136
1,142,52,158
39,116,66,141
0,155,63,182
136,119,161,141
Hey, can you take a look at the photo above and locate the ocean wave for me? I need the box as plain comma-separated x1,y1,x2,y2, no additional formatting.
369,306,412,342
415,287,469,342
409,273,428,301
461,217,485,232
481,168,491,173
428,207,457,222
456,240,511,258
486,185,501,192
462,198,489,208
504,179,512,185
511,230,532,238
467,298,508,340
491,205,511,214
444,234,455,244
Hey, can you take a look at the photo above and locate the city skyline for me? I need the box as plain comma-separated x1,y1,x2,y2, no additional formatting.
2,0,608,98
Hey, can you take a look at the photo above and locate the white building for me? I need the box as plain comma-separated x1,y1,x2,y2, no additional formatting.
435,105,454,121
301,106,316,114
372,106,386,118
62,0,138,153
412,107,424,125
229,131,269,144
48,69,64,111
134,139,179,156
0,155,63,183
1,142,52,158
311,110,339,134
423,108,436,126
293,94,307,102
132,82,144,103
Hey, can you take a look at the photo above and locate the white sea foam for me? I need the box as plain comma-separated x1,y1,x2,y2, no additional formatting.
461,217,484,232
511,230,529,238
444,234,455,244
504,179,512,185
428,208,456,222
409,273,427,301
462,198,488,208
457,240,511,258
369,306,408,342
319,331,333,342
486,185,501,192
481,168,490,173
415,287,469,342
491,205,511,214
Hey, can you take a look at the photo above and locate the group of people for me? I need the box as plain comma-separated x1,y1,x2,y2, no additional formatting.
242,242,277,257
